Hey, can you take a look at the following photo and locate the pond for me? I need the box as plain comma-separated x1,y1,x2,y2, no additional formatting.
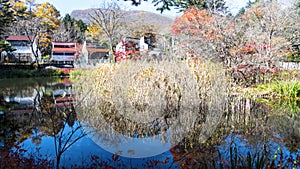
0,77,299,168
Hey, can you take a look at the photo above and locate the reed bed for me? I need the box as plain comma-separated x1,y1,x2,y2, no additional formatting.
74,60,230,145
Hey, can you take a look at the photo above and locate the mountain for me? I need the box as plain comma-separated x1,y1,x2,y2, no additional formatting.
70,9,175,33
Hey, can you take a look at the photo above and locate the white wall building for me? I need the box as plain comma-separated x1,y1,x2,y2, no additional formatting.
6,35,41,62
115,36,149,54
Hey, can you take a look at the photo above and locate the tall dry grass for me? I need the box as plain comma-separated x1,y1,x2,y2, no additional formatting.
74,59,230,145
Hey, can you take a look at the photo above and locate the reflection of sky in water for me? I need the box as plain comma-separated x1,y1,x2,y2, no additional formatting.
218,132,300,168
18,122,179,168
83,123,173,158
3,77,299,168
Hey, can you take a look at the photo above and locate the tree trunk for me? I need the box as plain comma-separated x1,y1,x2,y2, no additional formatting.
56,153,61,169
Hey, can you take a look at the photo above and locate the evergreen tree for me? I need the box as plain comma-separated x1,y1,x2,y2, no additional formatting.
0,40,15,52
62,13,74,26
76,19,87,33
62,14,87,33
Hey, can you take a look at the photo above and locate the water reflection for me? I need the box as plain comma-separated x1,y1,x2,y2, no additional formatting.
0,77,299,168
0,77,86,168
75,62,228,159
0,77,177,168
169,97,300,168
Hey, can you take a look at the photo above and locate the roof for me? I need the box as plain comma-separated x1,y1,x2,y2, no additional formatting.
52,42,76,45
6,35,33,41
87,47,109,53
52,48,76,52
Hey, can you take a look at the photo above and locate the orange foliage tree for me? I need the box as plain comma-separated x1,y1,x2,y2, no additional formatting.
172,7,236,66
172,1,299,86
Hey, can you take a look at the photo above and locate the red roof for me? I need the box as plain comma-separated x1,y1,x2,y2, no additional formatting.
52,48,76,52
6,35,33,41
87,47,109,53
53,42,76,45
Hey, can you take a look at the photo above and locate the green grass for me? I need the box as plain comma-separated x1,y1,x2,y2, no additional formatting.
255,81,300,100
69,69,88,80
252,81,300,116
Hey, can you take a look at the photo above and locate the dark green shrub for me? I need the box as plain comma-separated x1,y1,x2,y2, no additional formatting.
0,69,64,78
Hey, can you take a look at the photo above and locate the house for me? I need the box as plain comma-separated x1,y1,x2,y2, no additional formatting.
51,42,78,65
81,41,109,64
3,87,42,117
115,36,160,61
5,35,41,63
115,36,149,54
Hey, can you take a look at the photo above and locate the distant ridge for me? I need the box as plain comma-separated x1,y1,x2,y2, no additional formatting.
70,9,174,33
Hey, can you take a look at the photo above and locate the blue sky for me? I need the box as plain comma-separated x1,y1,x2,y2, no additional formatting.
33,0,249,17
33,0,295,17
33,0,184,17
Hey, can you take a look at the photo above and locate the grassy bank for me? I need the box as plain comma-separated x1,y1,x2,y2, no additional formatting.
0,69,65,79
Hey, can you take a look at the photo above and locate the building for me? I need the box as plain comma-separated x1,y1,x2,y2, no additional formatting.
114,36,151,62
115,36,149,54
81,41,109,64
5,35,41,63
114,36,160,61
51,42,77,65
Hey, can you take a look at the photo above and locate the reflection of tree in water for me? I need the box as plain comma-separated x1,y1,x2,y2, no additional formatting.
169,97,300,168
268,112,300,153
0,78,86,169
227,98,300,167
39,84,86,169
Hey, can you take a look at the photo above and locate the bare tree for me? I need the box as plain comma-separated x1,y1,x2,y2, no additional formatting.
53,21,84,43
89,1,125,62
241,1,300,65
17,18,43,67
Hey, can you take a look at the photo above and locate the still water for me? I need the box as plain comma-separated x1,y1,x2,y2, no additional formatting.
0,77,299,168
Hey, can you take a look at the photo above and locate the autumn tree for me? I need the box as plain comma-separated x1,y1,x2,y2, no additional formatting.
85,24,105,45
172,8,236,64
172,1,300,85
240,1,300,64
0,0,14,40
11,0,29,19
11,2,61,65
33,2,61,56
89,1,125,61
9,0,33,36
11,1,61,57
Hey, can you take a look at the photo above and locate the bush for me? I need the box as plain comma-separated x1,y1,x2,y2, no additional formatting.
286,53,300,62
